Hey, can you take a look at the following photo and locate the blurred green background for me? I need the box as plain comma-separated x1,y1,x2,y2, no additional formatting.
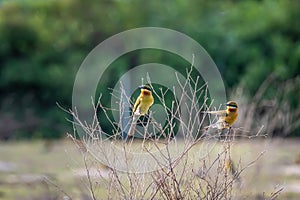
0,0,299,140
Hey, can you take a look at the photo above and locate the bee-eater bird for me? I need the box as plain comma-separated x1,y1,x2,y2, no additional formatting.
127,84,154,137
204,101,238,130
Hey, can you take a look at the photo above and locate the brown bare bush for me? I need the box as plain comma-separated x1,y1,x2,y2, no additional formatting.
65,68,283,199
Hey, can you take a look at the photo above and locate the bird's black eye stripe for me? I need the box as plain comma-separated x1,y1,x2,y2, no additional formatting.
226,104,237,108
140,85,152,91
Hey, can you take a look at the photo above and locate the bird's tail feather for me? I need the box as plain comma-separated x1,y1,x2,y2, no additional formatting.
128,115,138,137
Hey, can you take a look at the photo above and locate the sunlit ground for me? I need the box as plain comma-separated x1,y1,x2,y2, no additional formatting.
0,138,300,200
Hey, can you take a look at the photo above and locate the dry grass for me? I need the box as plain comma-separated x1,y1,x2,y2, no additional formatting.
232,74,300,138
2,139,300,199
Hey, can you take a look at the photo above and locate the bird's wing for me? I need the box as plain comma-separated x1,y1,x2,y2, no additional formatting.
202,110,227,116
128,100,140,137
132,98,141,114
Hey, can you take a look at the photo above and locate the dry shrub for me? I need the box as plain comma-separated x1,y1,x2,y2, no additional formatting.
64,68,283,200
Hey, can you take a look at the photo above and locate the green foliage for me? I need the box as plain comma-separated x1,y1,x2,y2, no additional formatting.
0,0,299,139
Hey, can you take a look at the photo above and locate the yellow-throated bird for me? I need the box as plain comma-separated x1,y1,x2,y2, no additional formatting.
127,84,154,137
204,101,238,130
